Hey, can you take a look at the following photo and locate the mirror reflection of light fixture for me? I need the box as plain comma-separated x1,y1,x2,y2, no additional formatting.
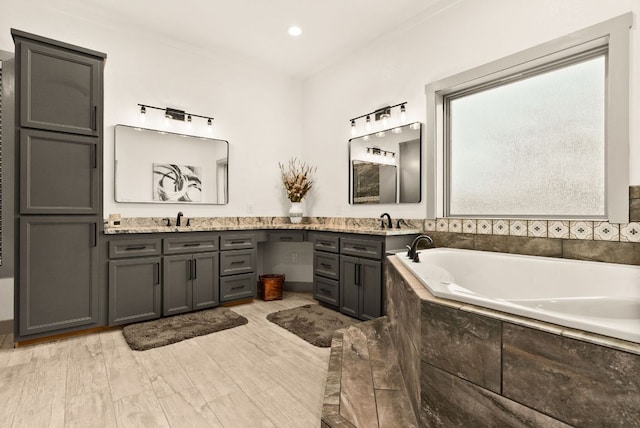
137,104,214,132
349,102,407,137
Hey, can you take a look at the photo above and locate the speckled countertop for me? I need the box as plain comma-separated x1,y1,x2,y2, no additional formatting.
103,216,424,236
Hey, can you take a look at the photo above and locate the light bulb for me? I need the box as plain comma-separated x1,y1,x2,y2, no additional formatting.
350,120,356,136
365,115,371,132
139,105,146,123
187,115,193,130
207,118,213,133
400,104,407,123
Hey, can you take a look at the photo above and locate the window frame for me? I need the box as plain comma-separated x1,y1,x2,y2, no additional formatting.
425,13,632,223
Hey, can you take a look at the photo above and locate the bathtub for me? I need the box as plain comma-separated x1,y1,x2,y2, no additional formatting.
395,248,640,344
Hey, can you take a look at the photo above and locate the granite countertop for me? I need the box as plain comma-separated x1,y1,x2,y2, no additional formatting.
103,216,424,236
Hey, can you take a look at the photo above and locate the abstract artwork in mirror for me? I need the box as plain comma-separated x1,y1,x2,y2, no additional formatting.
152,163,202,202
349,122,422,204
115,125,228,204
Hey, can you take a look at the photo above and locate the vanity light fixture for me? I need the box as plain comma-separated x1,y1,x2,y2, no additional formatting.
350,101,407,136
137,103,214,131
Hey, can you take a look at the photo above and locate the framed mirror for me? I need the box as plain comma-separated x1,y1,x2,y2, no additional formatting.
114,125,229,204
349,122,422,204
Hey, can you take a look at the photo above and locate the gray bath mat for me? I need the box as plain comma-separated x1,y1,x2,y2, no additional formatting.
122,307,248,351
266,304,360,347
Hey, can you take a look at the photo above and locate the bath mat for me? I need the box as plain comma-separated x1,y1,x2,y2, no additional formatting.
122,307,248,351
266,304,360,347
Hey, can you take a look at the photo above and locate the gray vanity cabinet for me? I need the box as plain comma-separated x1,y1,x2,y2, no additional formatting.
163,235,220,315
340,255,382,320
20,129,99,214
108,238,162,326
15,32,103,136
311,232,341,308
13,30,106,342
219,233,257,302
312,232,417,320
18,217,100,336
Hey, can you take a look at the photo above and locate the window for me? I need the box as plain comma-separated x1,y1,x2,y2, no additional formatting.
426,13,632,222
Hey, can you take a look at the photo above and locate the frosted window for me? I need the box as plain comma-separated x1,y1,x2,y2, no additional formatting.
447,55,605,218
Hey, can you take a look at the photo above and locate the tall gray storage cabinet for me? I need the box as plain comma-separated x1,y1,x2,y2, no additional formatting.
13,30,106,341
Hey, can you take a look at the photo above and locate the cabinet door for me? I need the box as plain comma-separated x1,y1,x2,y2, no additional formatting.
109,257,161,326
359,259,382,320
18,39,102,136
163,254,193,316
20,129,99,214
19,217,99,336
192,252,219,310
339,255,359,318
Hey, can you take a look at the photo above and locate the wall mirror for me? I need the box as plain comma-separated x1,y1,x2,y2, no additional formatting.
349,122,422,204
114,125,228,204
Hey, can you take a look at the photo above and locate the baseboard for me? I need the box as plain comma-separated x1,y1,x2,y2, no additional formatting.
284,281,313,292
0,319,12,335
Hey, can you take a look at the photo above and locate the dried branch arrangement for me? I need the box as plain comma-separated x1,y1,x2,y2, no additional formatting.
278,158,317,202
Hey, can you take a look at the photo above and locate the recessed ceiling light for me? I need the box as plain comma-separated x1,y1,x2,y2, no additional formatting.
288,26,302,37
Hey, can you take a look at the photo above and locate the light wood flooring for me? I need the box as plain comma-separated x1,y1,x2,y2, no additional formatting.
0,292,330,427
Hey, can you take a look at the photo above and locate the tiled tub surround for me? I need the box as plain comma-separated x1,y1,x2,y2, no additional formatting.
385,257,640,427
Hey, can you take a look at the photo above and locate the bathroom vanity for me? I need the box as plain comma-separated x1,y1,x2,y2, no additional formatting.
101,223,418,329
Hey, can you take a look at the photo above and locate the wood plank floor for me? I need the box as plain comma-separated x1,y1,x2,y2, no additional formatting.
0,292,330,427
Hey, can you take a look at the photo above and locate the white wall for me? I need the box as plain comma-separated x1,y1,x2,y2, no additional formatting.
0,1,303,220
301,0,640,218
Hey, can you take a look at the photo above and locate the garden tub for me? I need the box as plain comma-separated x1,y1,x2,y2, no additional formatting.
395,248,640,343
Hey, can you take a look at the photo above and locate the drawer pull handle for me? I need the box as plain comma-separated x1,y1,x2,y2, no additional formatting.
320,263,332,269
230,261,246,265
125,245,146,250
352,246,368,251
318,242,332,247
279,236,293,241
182,243,201,247
320,288,331,294
231,285,245,290
230,240,247,244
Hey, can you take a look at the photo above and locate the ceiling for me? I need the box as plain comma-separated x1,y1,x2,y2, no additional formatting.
49,0,450,78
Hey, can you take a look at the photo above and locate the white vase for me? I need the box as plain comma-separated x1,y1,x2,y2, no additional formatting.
288,201,303,224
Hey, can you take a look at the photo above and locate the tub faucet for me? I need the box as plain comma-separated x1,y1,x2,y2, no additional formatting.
176,211,184,227
380,213,393,229
407,234,434,262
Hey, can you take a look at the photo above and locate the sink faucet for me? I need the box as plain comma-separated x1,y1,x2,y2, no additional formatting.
380,213,392,229
407,234,434,261
176,211,184,227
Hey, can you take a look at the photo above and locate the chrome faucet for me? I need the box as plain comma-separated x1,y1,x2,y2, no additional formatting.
407,234,434,262
176,211,184,227
380,213,393,229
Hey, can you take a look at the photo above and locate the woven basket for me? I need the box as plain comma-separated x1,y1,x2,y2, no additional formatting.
259,274,285,301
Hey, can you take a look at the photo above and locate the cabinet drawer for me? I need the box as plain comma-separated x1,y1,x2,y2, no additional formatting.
220,233,256,251
341,237,383,260
163,235,219,254
314,276,339,307
309,233,340,253
268,230,305,242
220,249,256,276
109,238,162,259
220,273,256,302
314,252,340,280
